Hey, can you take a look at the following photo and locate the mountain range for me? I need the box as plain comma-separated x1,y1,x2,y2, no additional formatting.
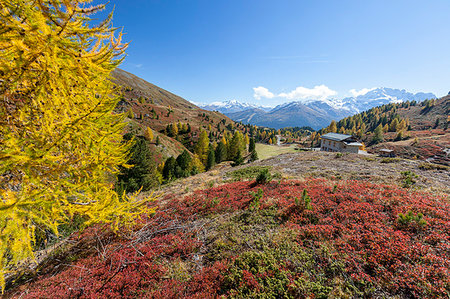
198,100,272,114
199,88,436,129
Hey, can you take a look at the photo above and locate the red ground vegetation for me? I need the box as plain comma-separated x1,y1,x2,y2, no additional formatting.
10,179,449,298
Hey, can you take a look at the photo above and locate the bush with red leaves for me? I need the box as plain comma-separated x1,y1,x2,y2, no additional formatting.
10,179,449,298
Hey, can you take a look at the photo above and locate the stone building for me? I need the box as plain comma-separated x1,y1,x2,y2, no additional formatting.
320,133,366,154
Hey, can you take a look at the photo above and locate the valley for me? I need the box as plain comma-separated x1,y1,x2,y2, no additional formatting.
2,2,449,298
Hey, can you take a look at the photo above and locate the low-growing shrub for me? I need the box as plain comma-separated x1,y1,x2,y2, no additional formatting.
294,189,312,210
400,171,418,188
380,157,400,163
10,179,450,298
418,162,449,171
249,188,264,210
227,166,271,181
397,210,427,229
255,168,272,185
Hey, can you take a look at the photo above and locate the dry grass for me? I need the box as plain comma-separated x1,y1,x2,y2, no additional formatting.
255,143,298,160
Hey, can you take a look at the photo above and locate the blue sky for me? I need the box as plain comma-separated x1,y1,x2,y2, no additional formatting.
101,0,450,106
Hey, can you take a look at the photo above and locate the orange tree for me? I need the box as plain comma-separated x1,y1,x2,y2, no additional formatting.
0,0,155,290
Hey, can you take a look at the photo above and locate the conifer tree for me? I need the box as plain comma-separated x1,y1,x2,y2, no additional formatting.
195,130,210,164
433,118,440,129
182,123,188,133
170,123,179,137
389,118,400,132
328,120,338,133
228,131,245,159
176,150,192,177
191,154,205,174
221,135,227,145
372,124,384,144
146,127,154,142
0,1,155,289
232,149,244,166
206,148,216,171
215,140,227,163
117,134,158,193
128,108,135,118
249,138,256,153
249,150,259,162
162,157,176,180
244,134,250,146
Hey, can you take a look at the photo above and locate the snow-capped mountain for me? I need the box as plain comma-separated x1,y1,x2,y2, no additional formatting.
199,100,272,114
202,88,436,130
340,87,435,114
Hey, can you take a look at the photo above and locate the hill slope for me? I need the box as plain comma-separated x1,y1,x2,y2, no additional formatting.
111,68,237,162
112,68,196,110
7,152,449,298
324,95,450,165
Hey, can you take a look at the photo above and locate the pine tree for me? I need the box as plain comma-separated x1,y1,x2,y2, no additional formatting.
215,140,227,163
117,134,158,193
156,136,161,146
232,149,244,166
162,157,176,180
433,118,440,129
206,148,216,171
249,138,256,153
249,150,259,162
0,1,155,289
176,150,192,178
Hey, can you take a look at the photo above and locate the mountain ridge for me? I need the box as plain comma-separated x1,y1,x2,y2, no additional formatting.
200,88,436,129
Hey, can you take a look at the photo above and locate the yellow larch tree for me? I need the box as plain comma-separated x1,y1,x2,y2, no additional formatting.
0,0,155,290
195,130,210,164
146,127,154,142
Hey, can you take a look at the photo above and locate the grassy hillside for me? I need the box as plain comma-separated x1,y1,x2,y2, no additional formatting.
7,152,449,298
373,96,449,165
111,68,237,162
397,95,449,131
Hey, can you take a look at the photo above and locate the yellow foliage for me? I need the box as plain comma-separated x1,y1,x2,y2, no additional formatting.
0,1,155,291
146,127,154,141
195,130,209,164
192,154,205,173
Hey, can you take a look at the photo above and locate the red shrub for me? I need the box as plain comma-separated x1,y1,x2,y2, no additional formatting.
12,179,449,298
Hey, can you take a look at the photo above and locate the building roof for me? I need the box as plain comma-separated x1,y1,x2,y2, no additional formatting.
320,132,353,142
346,142,363,147
379,148,394,153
